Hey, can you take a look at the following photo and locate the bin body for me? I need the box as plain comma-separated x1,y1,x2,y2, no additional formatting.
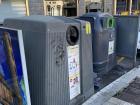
78,12,116,73
53,16,95,102
4,16,94,105
115,16,140,61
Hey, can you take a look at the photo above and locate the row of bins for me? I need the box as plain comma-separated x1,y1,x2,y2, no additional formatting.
78,13,140,74
2,12,117,105
1,12,139,105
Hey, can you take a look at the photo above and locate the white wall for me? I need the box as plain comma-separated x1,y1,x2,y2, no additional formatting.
0,0,26,23
91,0,101,2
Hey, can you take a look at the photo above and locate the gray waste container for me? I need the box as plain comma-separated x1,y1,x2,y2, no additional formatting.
53,16,95,101
78,12,116,73
4,16,94,105
115,16,140,63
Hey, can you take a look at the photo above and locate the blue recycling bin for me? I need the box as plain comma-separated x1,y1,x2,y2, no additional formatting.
78,12,116,73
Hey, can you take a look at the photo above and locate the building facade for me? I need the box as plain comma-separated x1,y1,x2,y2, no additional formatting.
0,0,139,23
29,0,44,15
29,0,64,16
103,0,114,14
44,0,63,16
86,0,102,12
115,0,140,15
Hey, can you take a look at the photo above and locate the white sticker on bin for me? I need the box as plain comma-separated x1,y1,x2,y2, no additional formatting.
108,41,115,55
67,45,81,100
137,32,140,49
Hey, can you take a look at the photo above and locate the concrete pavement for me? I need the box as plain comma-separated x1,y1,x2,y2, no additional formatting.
83,66,140,105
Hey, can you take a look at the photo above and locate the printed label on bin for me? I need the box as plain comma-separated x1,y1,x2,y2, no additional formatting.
137,32,140,49
67,45,81,100
108,41,115,55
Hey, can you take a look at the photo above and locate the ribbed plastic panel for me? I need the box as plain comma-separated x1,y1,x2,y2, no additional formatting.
24,30,46,105
4,16,72,105
46,31,69,105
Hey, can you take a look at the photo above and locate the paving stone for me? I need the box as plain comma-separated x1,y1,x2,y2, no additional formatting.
109,97,134,105
115,78,140,105
103,97,134,105
130,83,140,89
103,97,135,105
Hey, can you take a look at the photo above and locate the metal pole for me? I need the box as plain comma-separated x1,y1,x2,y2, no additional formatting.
113,0,117,15
129,0,132,15
77,0,79,16
44,1,47,16
25,0,30,16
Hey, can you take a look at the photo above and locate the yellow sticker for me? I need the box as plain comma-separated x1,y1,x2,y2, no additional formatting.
88,22,91,34
86,22,91,35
